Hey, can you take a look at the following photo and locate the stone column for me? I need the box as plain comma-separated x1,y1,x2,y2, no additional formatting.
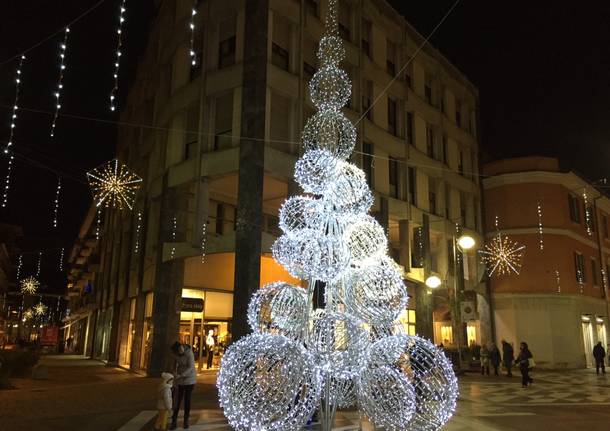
232,0,269,342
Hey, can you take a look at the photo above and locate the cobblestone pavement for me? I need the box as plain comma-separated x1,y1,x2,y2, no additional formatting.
2,356,610,431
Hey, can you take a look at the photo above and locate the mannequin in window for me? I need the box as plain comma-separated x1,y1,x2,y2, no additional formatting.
206,329,215,369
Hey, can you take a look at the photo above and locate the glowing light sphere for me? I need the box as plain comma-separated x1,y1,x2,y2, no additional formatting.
247,282,307,340
310,309,369,379
278,196,321,234
344,215,387,265
327,376,356,409
86,159,142,210
20,276,40,295
302,111,356,160
217,334,321,431
294,149,338,194
345,257,408,324
480,232,526,276
309,67,351,111
34,302,47,316
362,335,458,431
317,35,345,65
323,162,373,215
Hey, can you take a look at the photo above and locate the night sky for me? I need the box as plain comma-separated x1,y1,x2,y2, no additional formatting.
1,0,610,293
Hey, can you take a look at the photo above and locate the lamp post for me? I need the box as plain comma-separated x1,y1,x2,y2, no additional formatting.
452,234,475,371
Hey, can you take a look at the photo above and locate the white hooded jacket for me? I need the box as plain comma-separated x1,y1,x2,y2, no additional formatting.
157,372,173,410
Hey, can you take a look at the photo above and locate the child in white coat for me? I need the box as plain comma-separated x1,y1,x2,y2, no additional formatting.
154,372,174,431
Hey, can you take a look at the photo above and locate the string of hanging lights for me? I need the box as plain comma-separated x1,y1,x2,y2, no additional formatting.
110,0,127,112
188,3,197,66
50,27,70,137
52,177,62,228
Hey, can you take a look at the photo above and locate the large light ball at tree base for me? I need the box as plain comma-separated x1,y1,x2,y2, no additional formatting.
309,309,369,379
302,111,356,160
344,215,388,265
294,149,339,194
323,162,373,215
247,282,307,340
344,257,408,324
218,334,321,431
309,66,351,111
361,334,458,431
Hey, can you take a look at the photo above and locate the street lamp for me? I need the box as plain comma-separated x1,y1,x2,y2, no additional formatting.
425,274,442,289
452,233,476,371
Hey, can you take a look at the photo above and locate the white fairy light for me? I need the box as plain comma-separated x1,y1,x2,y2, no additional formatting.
2,54,26,208
95,208,101,240
218,1,457,429
555,269,561,294
52,177,62,228
16,254,23,281
110,0,127,111
134,211,142,253
50,27,70,137
36,251,42,277
200,219,207,263
59,247,64,272
537,201,543,250
188,4,197,66
170,215,177,259
583,189,592,236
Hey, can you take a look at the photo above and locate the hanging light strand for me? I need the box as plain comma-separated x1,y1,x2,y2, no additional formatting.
189,4,197,66
583,189,592,236
110,0,127,111
50,27,70,137
200,219,207,263
134,211,142,253
536,201,543,250
59,247,64,272
2,55,26,208
36,251,42,277
52,177,62,228
95,208,101,240
16,254,23,281
170,215,177,259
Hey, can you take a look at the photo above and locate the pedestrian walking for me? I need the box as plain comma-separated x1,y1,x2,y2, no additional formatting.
515,342,534,388
480,344,490,375
154,372,174,431
489,343,501,376
170,341,197,430
502,340,514,377
593,341,606,375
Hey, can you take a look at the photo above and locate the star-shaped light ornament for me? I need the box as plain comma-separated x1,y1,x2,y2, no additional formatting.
86,159,142,210
480,232,526,276
20,276,40,295
22,308,34,320
34,302,48,316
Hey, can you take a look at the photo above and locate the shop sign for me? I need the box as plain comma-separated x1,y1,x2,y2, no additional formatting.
181,297,204,312
40,326,59,346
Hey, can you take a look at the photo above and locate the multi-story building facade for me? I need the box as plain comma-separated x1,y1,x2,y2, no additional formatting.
483,157,610,368
64,0,484,375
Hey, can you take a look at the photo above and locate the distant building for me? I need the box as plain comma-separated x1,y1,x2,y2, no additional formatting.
65,0,484,375
0,223,23,343
483,157,610,368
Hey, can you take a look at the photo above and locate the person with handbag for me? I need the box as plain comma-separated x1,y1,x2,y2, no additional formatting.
515,342,534,388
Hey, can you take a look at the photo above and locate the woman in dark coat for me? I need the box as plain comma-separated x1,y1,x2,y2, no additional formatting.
502,340,514,377
489,343,501,376
515,342,533,388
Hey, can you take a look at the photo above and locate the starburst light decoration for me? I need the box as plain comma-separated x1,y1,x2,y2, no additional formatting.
217,2,458,430
480,232,526,276
87,159,142,210
34,302,47,316
22,308,34,320
20,276,40,295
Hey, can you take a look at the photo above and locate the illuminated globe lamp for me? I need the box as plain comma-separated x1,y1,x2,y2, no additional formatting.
457,234,475,251
424,274,442,289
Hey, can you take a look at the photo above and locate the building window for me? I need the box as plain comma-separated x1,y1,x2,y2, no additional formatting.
272,16,291,71
190,21,204,80
399,309,416,336
338,2,351,41
426,125,435,158
389,157,399,199
305,0,319,17
575,252,586,283
361,18,371,57
440,88,445,113
411,226,424,268
215,203,225,235
388,98,397,136
408,167,416,205
218,36,235,69
460,192,467,226
386,39,396,76
363,142,374,187
603,214,609,239
445,184,451,219
442,135,448,164
455,100,462,127
406,112,414,145
592,258,600,286
425,74,433,105
362,80,373,121
184,103,199,159
428,177,437,215
272,43,289,71
568,194,581,223
213,93,233,151
440,325,453,345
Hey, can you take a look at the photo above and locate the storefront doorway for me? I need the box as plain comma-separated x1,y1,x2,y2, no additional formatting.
582,316,594,368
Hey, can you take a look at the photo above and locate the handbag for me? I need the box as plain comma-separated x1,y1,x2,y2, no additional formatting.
528,357,536,368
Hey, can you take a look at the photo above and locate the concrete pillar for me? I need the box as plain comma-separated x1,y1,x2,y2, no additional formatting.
232,0,269,342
